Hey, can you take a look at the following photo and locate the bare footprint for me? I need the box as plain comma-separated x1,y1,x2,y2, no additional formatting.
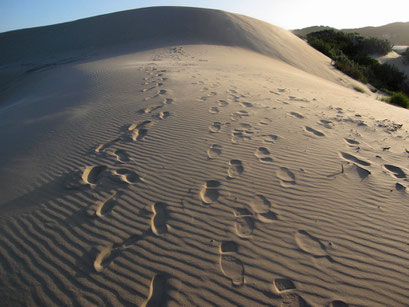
142,274,169,307
289,112,304,119
219,241,238,254
151,202,169,236
304,126,325,137
340,152,370,166
234,217,254,238
227,160,244,178
329,300,349,307
93,191,120,217
158,111,170,119
209,106,219,114
384,164,407,179
240,102,253,108
233,207,252,217
255,147,273,163
200,180,221,204
281,293,310,307
277,167,296,187
218,100,229,107
249,194,271,213
273,278,296,293
93,245,116,272
295,230,327,257
112,149,131,163
65,165,107,189
344,138,360,145
209,122,222,133
82,165,107,185
262,134,279,143
131,128,148,141
110,169,140,184
219,255,244,287
207,144,222,159
163,98,174,104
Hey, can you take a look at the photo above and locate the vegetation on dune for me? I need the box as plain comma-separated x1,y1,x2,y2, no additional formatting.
403,47,409,65
304,30,409,108
388,92,409,108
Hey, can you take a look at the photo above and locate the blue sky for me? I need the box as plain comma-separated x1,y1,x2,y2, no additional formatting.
1,0,409,33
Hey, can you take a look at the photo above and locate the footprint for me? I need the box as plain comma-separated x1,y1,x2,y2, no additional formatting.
94,191,119,217
340,152,370,166
239,123,252,128
231,130,251,143
94,233,145,272
249,194,271,213
344,138,359,145
304,126,325,137
163,98,174,104
142,274,169,307
227,160,244,179
113,150,131,163
277,167,296,187
329,300,349,307
395,183,406,191
273,278,296,293
262,134,279,143
240,102,253,108
384,164,407,179
219,241,238,254
83,165,107,185
218,100,229,107
158,89,167,95
65,165,107,189
219,255,244,287
255,147,273,163
132,128,148,141
207,144,222,159
259,118,272,125
256,211,278,223
137,105,162,114
151,202,169,236
110,169,140,184
158,111,170,119
319,119,334,129
281,293,310,307
295,230,327,257
289,112,304,119
233,207,252,217
209,106,219,114
209,122,222,133
128,120,152,131
200,180,221,204
95,138,119,153
93,245,117,272
234,217,254,238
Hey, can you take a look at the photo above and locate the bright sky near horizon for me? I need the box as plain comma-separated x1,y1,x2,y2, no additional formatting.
1,0,409,33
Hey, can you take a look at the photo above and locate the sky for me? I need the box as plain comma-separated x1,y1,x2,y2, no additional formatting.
1,0,409,33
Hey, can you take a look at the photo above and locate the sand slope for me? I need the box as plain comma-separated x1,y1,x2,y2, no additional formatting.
1,7,409,307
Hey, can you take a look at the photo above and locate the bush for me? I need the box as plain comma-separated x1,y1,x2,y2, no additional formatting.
389,92,409,108
403,48,409,65
305,29,409,97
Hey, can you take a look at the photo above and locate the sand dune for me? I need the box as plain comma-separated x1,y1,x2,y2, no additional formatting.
1,6,409,307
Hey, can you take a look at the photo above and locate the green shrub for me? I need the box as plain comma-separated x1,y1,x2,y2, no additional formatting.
389,92,409,108
403,48,409,65
353,86,365,93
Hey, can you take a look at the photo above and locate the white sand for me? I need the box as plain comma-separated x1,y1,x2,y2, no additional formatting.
1,7,409,307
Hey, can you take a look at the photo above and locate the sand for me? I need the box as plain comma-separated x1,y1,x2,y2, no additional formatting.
1,6,409,307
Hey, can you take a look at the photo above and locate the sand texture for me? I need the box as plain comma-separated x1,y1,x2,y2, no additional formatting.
1,7,409,307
